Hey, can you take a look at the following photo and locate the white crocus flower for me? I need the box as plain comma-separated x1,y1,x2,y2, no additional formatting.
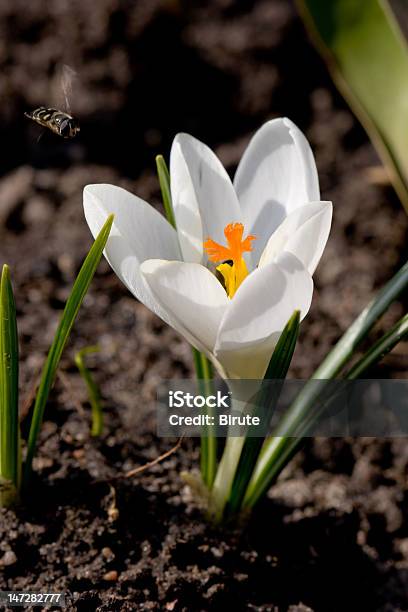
83,118,332,381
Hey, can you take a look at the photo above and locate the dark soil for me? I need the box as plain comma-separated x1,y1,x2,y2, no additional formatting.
0,0,407,610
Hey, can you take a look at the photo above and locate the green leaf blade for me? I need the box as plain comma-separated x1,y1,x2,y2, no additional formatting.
23,215,114,486
243,258,408,510
346,311,408,379
75,345,103,437
297,0,408,211
0,265,20,505
156,154,176,228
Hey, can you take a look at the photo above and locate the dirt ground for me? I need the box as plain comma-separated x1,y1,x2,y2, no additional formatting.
0,0,407,610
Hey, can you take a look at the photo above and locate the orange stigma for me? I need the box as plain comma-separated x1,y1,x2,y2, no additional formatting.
204,223,256,264
204,223,256,298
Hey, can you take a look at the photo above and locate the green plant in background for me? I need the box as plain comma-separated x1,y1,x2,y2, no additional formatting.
75,345,104,437
297,0,408,212
0,216,113,507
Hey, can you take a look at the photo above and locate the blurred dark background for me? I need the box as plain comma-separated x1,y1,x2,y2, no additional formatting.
0,0,406,399
0,0,324,175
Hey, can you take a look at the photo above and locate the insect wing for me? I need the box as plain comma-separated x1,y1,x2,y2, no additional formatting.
25,65,80,139
53,64,77,114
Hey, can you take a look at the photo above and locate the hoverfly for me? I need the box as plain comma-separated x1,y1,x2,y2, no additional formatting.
24,65,80,139
24,107,80,139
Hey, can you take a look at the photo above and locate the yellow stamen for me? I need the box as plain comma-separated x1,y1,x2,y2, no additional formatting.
204,223,256,298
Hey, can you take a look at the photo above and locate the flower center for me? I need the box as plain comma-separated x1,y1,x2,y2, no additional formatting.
203,223,256,298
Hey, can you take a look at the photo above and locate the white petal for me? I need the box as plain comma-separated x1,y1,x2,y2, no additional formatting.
170,138,204,263
259,201,332,275
216,335,283,380
140,259,229,355
234,118,320,264
171,134,242,262
83,184,181,322
215,252,313,379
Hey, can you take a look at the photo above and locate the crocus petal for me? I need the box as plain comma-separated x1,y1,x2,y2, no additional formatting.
171,134,242,263
234,118,320,263
215,252,313,379
84,184,181,322
140,259,229,356
170,138,204,263
259,201,332,274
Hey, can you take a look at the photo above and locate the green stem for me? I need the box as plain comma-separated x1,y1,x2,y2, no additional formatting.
209,398,248,523
226,311,300,517
193,348,217,488
242,259,408,510
211,311,300,523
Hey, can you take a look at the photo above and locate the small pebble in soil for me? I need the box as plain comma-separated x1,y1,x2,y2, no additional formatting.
103,570,118,582
0,550,17,566
101,547,115,561
233,573,248,582
399,539,408,555
205,583,225,599
57,253,75,276
33,457,54,470
107,504,119,522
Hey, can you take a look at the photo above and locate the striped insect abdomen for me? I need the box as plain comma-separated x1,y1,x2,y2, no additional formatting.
24,107,80,138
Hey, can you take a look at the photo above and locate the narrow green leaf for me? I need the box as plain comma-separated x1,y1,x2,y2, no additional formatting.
193,348,217,489
156,154,217,490
156,154,176,228
226,311,300,517
263,310,301,380
314,259,408,380
23,215,114,486
346,311,408,379
242,312,408,511
74,345,103,437
243,259,408,510
297,0,408,211
0,265,20,506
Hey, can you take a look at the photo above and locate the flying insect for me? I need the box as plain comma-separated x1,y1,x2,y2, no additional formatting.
24,107,80,139
24,65,80,139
